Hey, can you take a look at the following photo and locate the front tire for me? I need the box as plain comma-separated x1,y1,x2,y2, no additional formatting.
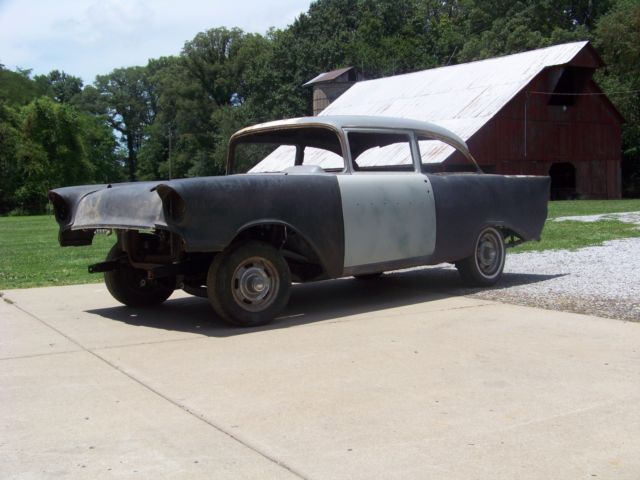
207,241,291,327
104,244,175,307
455,227,505,286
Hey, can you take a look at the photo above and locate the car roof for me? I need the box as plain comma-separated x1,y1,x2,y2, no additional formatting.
232,115,471,156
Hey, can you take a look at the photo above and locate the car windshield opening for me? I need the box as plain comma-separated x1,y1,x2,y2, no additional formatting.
230,127,344,174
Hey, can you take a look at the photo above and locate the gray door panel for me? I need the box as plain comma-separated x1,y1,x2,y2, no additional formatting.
337,174,436,269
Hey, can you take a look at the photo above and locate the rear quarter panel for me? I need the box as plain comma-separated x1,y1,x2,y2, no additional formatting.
428,174,550,263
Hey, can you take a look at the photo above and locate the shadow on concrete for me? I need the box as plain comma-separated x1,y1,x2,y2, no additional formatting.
86,266,565,337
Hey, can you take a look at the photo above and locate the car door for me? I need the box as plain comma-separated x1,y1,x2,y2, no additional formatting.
337,129,436,272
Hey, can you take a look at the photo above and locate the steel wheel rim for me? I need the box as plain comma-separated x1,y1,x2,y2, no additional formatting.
231,256,279,312
476,230,502,277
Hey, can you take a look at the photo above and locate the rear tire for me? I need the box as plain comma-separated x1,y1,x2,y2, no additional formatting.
104,244,175,307
455,227,505,286
207,241,291,327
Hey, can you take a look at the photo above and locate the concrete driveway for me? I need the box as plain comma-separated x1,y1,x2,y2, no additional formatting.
2,270,640,479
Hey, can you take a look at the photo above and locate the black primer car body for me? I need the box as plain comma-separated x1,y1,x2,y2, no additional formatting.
50,116,549,326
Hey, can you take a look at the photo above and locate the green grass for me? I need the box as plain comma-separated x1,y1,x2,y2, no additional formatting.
1,199,640,289
547,199,640,218
512,219,640,253
510,199,640,253
0,215,114,290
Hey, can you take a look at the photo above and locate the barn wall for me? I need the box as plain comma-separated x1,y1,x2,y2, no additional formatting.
466,69,622,199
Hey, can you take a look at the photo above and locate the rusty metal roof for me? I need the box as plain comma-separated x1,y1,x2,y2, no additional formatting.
303,66,355,86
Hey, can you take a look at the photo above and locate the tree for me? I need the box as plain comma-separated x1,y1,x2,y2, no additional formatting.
595,0,640,196
452,0,616,62
0,102,24,213
138,29,276,180
34,70,84,104
16,98,95,212
0,68,45,106
91,67,155,181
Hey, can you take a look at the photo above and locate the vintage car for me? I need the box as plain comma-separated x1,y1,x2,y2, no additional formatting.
49,116,549,326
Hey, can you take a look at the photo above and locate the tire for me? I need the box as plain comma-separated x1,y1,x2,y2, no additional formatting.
353,272,383,280
455,227,506,286
207,241,291,327
104,244,175,307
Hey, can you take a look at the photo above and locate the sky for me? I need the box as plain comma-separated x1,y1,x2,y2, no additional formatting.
0,0,313,83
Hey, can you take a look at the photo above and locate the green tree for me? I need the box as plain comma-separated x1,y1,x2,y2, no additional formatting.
137,55,219,179
138,29,275,180
16,97,95,212
456,0,614,61
0,67,45,106
595,0,640,196
91,67,155,181
0,102,24,213
34,70,84,104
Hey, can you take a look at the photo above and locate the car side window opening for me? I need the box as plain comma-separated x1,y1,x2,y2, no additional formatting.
347,131,414,172
232,127,345,173
347,131,415,172
417,134,478,174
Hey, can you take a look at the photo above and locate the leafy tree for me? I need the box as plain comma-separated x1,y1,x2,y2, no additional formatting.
0,68,45,106
34,70,84,104
79,113,125,184
137,55,219,179
595,0,640,196
0,102,24,213
138,29,276,179
91,67,155,181
16,97,95,212
455,0,614,61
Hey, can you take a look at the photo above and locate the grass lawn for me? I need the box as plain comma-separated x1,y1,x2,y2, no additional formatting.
0,215,113,290
511,198,640,253
1,199,639,289
547,199,640,218
512,219,640,252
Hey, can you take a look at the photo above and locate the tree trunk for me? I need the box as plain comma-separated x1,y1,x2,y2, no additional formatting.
126,134,136,181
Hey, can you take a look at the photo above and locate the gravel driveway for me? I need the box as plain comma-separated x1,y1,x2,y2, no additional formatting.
469,237,640,322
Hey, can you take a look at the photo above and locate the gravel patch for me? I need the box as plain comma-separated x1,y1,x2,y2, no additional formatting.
468,237,640,322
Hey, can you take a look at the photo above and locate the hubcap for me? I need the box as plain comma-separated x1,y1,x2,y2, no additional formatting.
231,257,279,312
476,231,502,276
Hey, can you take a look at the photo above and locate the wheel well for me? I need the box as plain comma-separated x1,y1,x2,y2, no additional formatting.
499,227,525,248
232,223,326,282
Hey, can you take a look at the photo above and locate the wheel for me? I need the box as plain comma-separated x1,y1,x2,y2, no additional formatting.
455,227,505,286
104,244,175,307
353,272,383,280
207,241,291,327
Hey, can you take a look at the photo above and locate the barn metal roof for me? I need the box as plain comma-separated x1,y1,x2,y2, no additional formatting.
321,42,589,150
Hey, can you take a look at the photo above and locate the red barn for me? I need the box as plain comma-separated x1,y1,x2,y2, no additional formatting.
311,42,623,199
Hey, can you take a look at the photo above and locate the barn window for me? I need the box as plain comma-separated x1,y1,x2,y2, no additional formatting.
548,67,592,107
